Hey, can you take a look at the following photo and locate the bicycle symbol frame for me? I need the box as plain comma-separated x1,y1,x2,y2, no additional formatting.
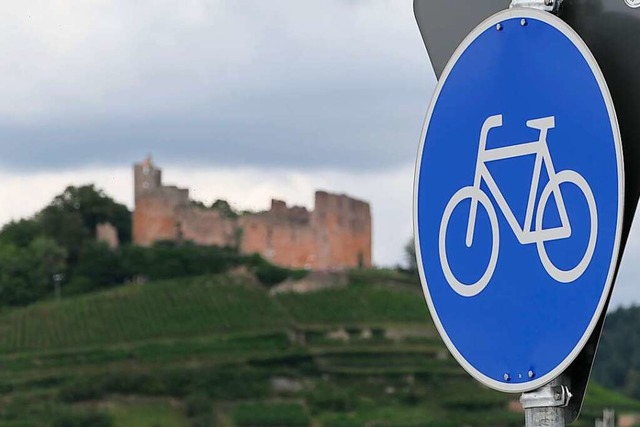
439,114,598,297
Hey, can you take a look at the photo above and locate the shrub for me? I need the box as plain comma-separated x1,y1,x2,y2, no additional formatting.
308,385,357,413
58,368,270,402
195,368,270,399
289,269,309,281
184,393,213,427
233,403,309,427
58,378,106,402
52,410,113,427
73,242,126,289
191,413,215,427
120,243,244,282
184,393,212,418
58,373,164,402
63,275,94,296
255,263,290,287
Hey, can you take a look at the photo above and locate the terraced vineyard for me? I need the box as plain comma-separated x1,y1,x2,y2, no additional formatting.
276,283,429,326
0,276,289,353
0,271,634,427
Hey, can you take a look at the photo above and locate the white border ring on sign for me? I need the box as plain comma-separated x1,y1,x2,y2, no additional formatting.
412,8,624,393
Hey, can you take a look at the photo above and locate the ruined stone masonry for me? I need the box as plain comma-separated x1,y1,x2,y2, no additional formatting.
96,222,119,249
132,158,372,270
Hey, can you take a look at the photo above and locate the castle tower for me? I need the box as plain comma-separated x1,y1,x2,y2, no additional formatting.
133,155,162,202
312,191,372,269
132,156,188,246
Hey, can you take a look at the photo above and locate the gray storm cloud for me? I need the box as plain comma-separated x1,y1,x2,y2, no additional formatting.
0,0,434,172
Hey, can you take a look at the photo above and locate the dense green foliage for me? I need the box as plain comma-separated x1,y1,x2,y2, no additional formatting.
0,277,288,352
41,185,132,248
232,403,310,427
68,242,248,293
190,198,239,219
108,401,189,427
0,185,130,306
404,238,418,276
593,305,640,398
184,393,214,427
211,199,239,219
255,262,294,286
0,186,303,307
0,237,66,306
0,272,631,427
52,410,112,427
0,219,44,248
67,243,303,294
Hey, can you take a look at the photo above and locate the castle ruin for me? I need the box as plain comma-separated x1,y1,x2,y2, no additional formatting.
132,158,372,270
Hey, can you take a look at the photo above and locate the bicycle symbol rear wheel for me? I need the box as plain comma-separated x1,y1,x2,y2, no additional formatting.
439,187,500,297
536,170,598,283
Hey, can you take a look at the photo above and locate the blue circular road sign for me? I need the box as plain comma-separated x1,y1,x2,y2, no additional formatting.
414,9,623,392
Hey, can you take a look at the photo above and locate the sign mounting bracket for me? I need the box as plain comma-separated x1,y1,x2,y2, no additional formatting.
510,0,562,14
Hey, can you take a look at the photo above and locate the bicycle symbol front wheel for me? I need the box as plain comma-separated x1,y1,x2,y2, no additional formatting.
439,187,500,297
536,170,598,283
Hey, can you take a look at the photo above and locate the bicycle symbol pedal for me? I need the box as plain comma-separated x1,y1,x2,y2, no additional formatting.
439,114,598,297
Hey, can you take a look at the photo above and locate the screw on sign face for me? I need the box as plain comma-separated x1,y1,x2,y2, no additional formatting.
413,8,623,394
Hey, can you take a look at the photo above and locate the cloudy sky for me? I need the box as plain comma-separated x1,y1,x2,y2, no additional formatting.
0,0,638,308
0,0,431,266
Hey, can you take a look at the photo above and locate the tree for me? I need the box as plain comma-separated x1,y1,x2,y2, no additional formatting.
404,238,418,275
211,199,238,219
0,244,33,305
0,184,132,304
73,241,125,289
0,219,43,248
38,208,88,263
44,185,132,244
27,237,67,298
35,185,132,263
0,185,131,267
0,237,66,306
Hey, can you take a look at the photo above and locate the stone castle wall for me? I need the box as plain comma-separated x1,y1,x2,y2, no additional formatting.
132,158,372,270
96,222,120,249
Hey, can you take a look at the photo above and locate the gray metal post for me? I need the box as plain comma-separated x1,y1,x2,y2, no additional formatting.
520,378,572,427
509,0,562,13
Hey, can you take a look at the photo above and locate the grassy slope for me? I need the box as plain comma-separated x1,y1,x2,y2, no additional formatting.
0,271,633,427
108,399,190,427
276,283,430,327
0,276,289,353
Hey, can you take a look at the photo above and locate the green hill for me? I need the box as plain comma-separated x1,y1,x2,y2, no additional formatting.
0,275,288,353
0,271,633,427
592,304,640,399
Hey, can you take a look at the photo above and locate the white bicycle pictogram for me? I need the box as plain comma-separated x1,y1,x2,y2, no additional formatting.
439,114,598,297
